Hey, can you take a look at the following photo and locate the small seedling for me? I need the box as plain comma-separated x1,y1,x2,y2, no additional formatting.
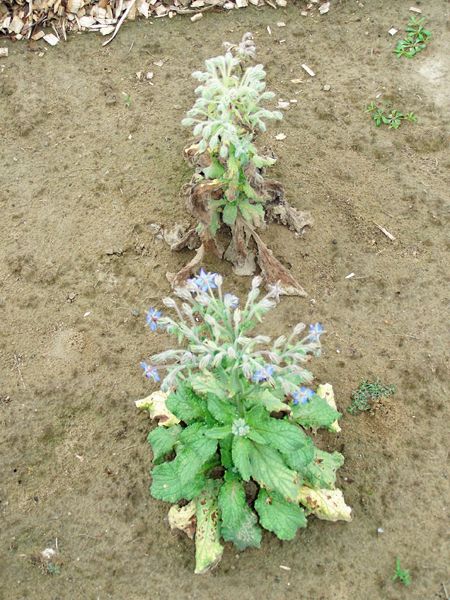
46,562,61,576
366,101,417,129
122,92,132,108
395,16,431,58
392,558,412,586
348,380,396,414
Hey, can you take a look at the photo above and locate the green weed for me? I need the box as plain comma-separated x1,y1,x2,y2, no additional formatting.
348,380,396,414
395,16,431,58
366,101,417,129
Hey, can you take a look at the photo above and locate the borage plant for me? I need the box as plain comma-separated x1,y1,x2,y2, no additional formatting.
136,271,351,574
168,33,312,296
395,16,431,58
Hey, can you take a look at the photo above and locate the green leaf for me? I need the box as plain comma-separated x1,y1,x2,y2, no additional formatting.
246,405,310,454
222,202,238,226
150,461,205,503
147,425,182,463
283,437,315,473
218,473,262,550
292,394,341,430
190,372,228,400
304,449,344,489
246,389,290,414
194,481,224,574
219,436,233,469
232,436,252,481
255,489,306,540
204,425,232,439
176,435,218,485
166,384,208,422
248,442,300,501
203,158,225,180
206,393,238,424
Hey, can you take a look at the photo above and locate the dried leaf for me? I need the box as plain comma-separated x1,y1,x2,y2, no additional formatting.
135,390,180,427
168,502,196,539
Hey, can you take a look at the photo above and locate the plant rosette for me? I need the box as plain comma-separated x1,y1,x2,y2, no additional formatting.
136,271,351,573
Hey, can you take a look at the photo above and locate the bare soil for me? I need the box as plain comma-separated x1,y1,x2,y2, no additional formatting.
0,2,449,598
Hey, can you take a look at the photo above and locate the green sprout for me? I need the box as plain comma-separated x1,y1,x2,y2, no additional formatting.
395,16,431,58
348,380,396,415
392,558,412,586
366,101,417,129
122,92,132,108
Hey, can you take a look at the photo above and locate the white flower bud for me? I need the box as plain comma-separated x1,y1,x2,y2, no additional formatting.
163,297,176,308
293,322,306,336
251,275,262,289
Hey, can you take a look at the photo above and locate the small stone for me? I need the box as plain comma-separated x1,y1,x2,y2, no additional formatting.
190,12,203,21
275,133,286,141
319,1,330,14
67,292,76,303
323,84,331,91
0,48,8,57
388,27,398,36
146,71,154,80
377,527,384,534
131,308,140,317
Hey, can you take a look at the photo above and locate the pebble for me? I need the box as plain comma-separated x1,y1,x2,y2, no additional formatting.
323,84,331,91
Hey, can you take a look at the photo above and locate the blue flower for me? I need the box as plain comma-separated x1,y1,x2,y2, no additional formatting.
309,322,324,341
193,268,219,292
252,364,275,383
140,361,160,382
146,308,162,331
224,293,239,309
292,386,314,405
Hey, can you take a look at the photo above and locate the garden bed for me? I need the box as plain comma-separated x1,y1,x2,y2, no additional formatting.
0,1,449,598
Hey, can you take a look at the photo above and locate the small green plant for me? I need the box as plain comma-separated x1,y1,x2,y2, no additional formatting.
393,558,412,586
348,380,396,415
171,33,311,296
122,92,132,108
366,101,417,129
46,562,61,576
136,271,351,573
395,16,431,58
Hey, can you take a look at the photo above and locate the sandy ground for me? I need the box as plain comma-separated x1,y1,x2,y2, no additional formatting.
0,1,449,598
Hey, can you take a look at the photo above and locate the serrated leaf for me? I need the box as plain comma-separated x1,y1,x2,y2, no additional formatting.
218,473,262,550
176,435,218,485
194,481,224,574
222,202,238,226
283,436,315,473
248,442,300,501
147,425,182,463
150,461,205,503
166,384,208,422
246,405,310,454
304,449,344,489
206,393,238,424
316,384,341,432
292,394,341,430
232,436,252,481
255,488,306,540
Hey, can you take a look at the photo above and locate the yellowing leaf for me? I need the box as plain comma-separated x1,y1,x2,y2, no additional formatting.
298,486,352,522
194,482,223,574
316,384,341,432
135,391,180,427
168,501,196,539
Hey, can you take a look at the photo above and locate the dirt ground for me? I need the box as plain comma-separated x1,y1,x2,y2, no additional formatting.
0,1,449,598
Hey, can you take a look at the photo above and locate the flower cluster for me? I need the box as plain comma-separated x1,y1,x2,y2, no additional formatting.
140,269,324,402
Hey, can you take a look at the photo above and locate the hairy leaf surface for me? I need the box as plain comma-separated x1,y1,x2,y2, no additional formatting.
292,394,341,430
255,489,306,540
147,425,182,463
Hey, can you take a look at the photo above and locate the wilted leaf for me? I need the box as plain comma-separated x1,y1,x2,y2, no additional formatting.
298,486,352,522
194,481,224,574
168,501,196,539
135,391,180,427
255,488,306,540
